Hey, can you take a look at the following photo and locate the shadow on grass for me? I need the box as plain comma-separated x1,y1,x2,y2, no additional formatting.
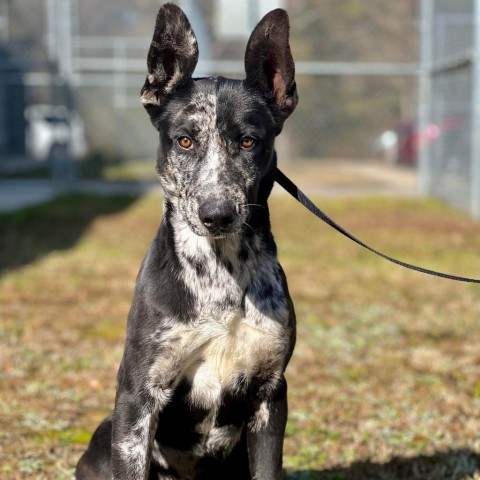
287,448,480,480
0,193,138,274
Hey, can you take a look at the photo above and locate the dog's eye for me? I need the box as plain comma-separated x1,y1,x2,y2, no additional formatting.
177,136,193,149
240,136,255,149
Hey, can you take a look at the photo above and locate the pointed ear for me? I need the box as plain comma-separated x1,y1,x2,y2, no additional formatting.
244,9,298,128
141,3,199,113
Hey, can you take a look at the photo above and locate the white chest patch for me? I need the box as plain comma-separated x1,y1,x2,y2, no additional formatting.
177,312,286,409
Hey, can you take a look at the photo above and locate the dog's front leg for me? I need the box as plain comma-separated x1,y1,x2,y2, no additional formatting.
247,377,288,480
111,387,162,480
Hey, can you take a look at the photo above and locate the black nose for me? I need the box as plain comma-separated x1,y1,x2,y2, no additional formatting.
198,200,236,231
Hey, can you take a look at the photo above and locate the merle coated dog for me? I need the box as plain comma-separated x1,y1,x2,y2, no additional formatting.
76,3,298,479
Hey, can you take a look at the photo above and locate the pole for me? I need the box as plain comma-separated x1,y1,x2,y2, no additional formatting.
52,0,77,191
418,0,433,196
471,0,480,218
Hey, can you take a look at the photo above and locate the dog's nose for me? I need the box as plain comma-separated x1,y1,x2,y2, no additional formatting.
198,201,236,231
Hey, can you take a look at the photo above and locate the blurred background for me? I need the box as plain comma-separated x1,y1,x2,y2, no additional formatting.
0,0,463,212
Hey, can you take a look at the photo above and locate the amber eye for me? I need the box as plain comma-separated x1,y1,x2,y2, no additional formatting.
240,136,255,149
177,136,193,149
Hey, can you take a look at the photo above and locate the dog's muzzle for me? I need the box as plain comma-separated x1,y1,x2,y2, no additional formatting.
198,199,238,235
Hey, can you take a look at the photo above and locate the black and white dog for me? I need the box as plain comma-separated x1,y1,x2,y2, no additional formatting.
76,3,298,479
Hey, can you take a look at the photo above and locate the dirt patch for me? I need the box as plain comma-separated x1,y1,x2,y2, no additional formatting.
276,159,417,197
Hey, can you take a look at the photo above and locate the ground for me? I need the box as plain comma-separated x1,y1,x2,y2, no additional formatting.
1,162,480,479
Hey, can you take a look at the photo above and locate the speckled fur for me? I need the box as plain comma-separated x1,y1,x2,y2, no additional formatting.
76,3,298,480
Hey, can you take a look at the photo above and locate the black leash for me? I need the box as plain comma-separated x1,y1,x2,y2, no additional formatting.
275,168,480,284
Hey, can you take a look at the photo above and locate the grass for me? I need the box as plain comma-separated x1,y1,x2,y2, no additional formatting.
102,159,157,181
1,193,480,479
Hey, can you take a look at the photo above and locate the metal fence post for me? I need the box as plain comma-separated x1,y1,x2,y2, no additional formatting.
54,0,78,192
418,0,433,197
471,0,480,219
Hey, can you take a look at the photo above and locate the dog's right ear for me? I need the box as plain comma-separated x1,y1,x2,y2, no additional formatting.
141,3,199,116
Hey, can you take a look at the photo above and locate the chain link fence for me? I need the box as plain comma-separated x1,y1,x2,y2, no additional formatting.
0,0,418,186
419,0,480,217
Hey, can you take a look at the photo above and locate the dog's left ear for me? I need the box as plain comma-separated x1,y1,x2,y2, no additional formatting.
141,3,199,115
245,9,298,130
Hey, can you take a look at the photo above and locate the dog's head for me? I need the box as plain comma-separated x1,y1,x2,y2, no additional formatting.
141,3,298,238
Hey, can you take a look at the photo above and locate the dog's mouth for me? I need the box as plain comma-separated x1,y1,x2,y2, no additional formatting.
177,194,251,239
187,217,244,238
205,231,234,239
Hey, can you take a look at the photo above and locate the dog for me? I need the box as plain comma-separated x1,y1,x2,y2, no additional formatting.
76,3,298,479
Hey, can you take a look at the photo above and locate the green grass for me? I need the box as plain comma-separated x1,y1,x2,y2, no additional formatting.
1,193,480,479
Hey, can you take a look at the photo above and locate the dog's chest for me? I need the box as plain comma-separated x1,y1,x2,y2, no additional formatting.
147,236,290,460
183,312,284,407
152,309,287,461
167,236,289,406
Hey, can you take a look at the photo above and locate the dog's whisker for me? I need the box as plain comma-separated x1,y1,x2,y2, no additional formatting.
242,222,256,234
241,203,266,210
